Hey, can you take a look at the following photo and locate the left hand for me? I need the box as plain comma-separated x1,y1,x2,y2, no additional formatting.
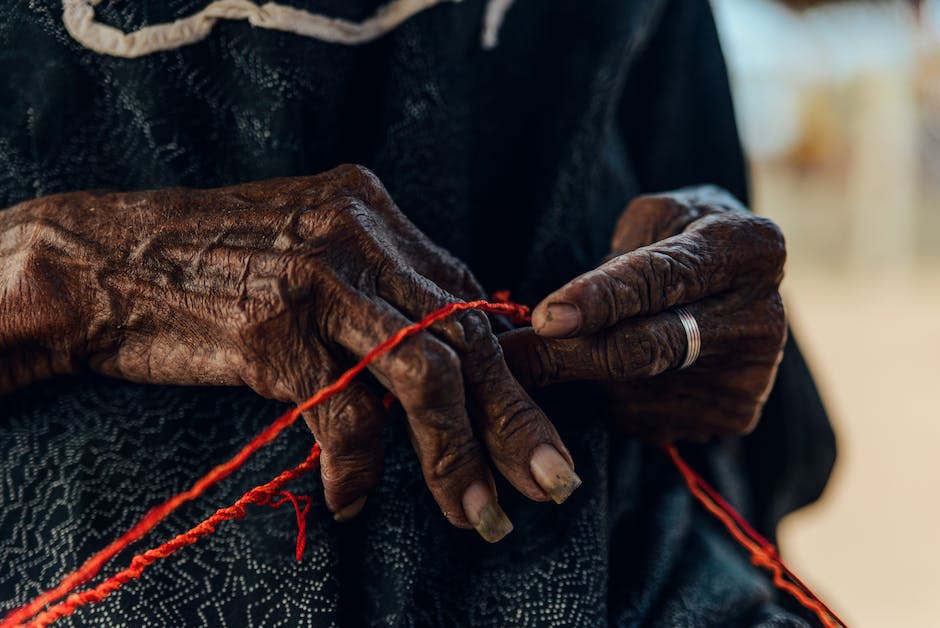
500,187,787,443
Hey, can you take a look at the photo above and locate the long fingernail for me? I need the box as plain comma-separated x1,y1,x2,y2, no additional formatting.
462,481,513,543
333,496,368,522
537,303,580,337
530,444,582,504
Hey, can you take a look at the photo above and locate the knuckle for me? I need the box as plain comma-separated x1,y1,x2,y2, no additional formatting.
240,362,294,404
744,215,787,278
321,452,382,492
316,200,391,266
605,330,670,379
279,250,326,292
572,267,620,323
520,335,559,388
394,338,461,404
747,215,786,249
323,396,382,448
333,163,381,189
295,189,368,235
487,397,543,443
502,330,557,388
353,254,390,294
274,254,333,323
628,194,674,218
649,250,693,305
603,254,652,315
298,194,377,241
590,334,618,378
425,437,479,485
240,365,271,397
614,195,684,253
453,310,497,356
231,259,290,326
684,185,746,215
332,164,394,207
625,336,660,377
3,233,44,289
327,196,372,229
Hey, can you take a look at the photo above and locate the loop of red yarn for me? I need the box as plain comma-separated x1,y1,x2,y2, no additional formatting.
2,299,843,627
267,491,313,561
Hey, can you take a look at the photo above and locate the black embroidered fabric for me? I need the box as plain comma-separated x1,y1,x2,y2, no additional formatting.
0,1,836,625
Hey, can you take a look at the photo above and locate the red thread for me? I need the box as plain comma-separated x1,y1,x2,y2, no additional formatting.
489,290,532,324
2,300,528,628
18,446,322,628
267,490,313,562
2,299,842,627
1,406,310,626
664,446,845,627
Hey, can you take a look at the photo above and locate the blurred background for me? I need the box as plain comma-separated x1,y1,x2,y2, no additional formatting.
710,0,940,624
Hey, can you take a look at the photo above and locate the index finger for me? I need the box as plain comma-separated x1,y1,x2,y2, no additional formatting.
530,213,784,338
378,268,581,505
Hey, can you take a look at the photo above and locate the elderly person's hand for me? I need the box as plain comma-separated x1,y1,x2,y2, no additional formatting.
0,165,581,541
500,187,787,443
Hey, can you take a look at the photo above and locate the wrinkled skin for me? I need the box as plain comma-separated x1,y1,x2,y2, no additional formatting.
0,168,786,540
0,165,578,542
500,186,788,443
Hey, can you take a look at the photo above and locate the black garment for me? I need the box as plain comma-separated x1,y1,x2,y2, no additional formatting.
0,0,835,625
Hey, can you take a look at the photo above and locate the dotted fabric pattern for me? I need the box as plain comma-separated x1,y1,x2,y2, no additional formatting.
0,0,833,625
0,377,805,626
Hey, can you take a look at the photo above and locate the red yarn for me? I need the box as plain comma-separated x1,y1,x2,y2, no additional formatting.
664,446,845,627
1,300,528,628
268,490,314,561
19,447,322,628
2,299,842,627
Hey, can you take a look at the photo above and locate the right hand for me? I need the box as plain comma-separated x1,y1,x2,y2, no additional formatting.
0,164,580,541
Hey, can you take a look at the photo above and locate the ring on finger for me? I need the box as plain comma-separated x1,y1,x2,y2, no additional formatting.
673,306,700,370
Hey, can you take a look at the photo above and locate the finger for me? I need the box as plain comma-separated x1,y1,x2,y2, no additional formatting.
531,213,785,338
324,289,513,542
376,235,511,332
503,295,785,388
236,308,386,523
500,312,685,389
323,164,490,304
605,368,769,443
410,243,488,303
609,188,735,255
362,199,512,332
380,268,581,504
300,374,386,523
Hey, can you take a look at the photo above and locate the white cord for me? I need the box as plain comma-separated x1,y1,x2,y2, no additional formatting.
62,0,470,58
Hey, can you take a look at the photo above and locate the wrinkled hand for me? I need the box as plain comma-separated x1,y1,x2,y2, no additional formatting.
0,165,581,541
501,187,787,443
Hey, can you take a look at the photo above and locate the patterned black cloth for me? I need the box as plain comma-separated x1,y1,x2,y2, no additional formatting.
0,0,836,625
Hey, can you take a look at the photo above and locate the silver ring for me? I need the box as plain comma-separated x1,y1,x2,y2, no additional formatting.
673,306,700,370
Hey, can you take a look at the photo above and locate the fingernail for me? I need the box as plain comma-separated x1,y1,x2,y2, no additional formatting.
537,303,580,337
462,481,513,543
530,444,582,504
333,496,368,522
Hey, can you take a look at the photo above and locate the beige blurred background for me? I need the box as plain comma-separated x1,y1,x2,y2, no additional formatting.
711,0,940,625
